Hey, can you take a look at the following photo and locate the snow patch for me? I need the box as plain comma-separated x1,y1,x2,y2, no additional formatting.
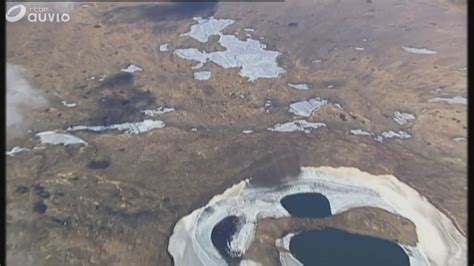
194,71,212,80
67,120,165,134
379,130,412,141
393,111,416,125
61,100,76,107
140,107,175,117
183,17,235,43
120,64,143,73
36,131,88,146
175,17,285,81
288,98,328,117
429,96,467,105
402,47,437,55
160,43,170,52
6,146,30,156
350,129,374,136
268,120,326,133
288,83,311,90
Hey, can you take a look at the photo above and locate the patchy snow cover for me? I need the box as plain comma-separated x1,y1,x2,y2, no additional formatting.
402,47,437,55
140,107,175,117
288,98,328,117
350,129,373,136
453,137,466,142
381,130,412,140
36,131,87,146
242,130,254,134
268,120,326,133
168,167,466,266
120,64,143,73
429,96,467,105
67,120,165,134
194,71,212,80
393,111,416,125
354,47,365,51
183,17,235,43
6,146,30,156
61,101,77,107
288,83,311,90
160,43,170,52
351,129,411,142
175,17,285,81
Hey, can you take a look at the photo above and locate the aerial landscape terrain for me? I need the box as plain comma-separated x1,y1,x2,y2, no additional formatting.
6,0,467,265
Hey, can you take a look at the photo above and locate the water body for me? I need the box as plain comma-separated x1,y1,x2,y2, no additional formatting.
211,215,243,262
281,193,331,218
290,228,410,266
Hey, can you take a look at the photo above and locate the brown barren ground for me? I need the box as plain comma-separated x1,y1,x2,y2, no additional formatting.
6,0,466,265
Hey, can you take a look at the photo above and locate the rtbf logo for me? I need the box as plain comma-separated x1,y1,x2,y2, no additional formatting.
6,4,70,23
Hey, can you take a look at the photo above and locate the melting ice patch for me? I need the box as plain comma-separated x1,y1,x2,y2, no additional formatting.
288,83,311,90
393,111,416,125
6,146,30,156
140,107,175,117
350,129,373,136
288,98,328,117
242,130,254,134
402,47,437,55
67,120,165,134
378,130,412,142
453,137,466,142
61,101,76,107
194,71,212,80
268,120,326,133
175,17,285,81
121,64,143,73
429,96,467,105
160,43,170,52
36,131,88,146
351,129,411,142
183,17,235,43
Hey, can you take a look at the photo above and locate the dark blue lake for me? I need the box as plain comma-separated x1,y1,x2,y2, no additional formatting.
211,215,242,263
280,192,331,218
289,228,410,266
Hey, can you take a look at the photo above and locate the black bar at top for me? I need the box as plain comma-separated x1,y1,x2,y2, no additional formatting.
7,0,285,3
